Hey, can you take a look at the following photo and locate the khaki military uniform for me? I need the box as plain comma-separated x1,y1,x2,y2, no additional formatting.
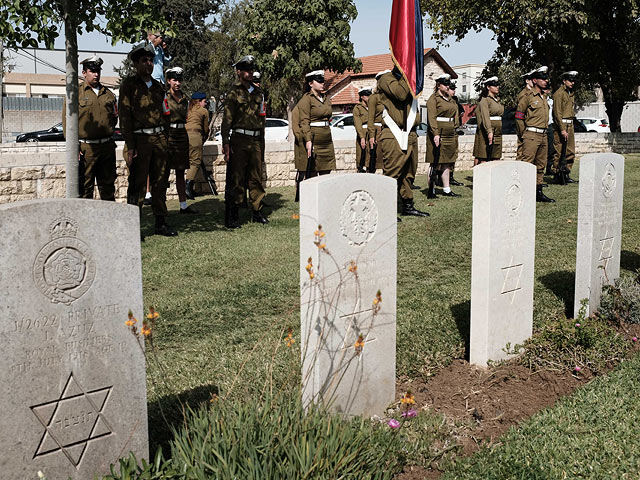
221,81,266,211
186,104,210,181
366,92,384,171
118,75,170,217
515,86,532,160
167,92,190,170
516,90,549,185
375,72,420,201
62,81,118,200
426,92,459,165
552,84,575,173
291,104,307,171
298,91,335,172
353,102,369,170
473,95,504,160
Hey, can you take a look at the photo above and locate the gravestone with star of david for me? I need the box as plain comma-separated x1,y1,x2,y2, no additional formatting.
0,199,148,479
299,173,396,417
470,161,537,366
574,153,625,318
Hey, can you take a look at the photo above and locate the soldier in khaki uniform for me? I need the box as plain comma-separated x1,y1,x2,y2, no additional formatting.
367,70,390,173
353,88,371,172
375,67,428,217
185,92,210,199
119,42,176,236
62,56,117,200
552,71,578,184
515,70,534,161
291,104,308,201
473,76,504,163
515,66,555,203
221,55,267,228
165,67,196,214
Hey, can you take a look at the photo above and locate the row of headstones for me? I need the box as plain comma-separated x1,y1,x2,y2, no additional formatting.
0,152,623,477
299,153,624,417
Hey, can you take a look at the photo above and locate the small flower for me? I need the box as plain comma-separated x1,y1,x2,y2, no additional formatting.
401,409,418,418
318,243,326,249
147,306,159,320
373,290,382,313
575,323,581,328
388,419,400,429
285,328,296,347
309,273,315,279
292,213,299,220
141,320,152,337
633,337,638,342
319,232,325,238
348,260,357,273
401,391,416,406
354,334,365,354
209,393,219,403
37,472,46,479
574,366,581,373
306,257,315,279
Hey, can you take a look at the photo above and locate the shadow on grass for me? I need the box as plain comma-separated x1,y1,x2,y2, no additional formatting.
540,270,574,317
147,383,220,453
451,300,470,361
621,250,640,273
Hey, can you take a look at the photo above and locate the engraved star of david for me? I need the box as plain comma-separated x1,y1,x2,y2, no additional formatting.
501,258,524,304
599,231,615,272
30,372,113,468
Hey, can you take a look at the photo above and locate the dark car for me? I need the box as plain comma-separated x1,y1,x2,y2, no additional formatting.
16,122,123,142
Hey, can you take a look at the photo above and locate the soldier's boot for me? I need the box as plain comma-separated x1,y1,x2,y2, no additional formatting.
185,180,197,200
401,199,430,217
442,190,461,197
564,171,577,184
553,171,567,185
225,204,241,229
536,185,556,203
252,210,269,224
450,173,464,186
154,216,178,236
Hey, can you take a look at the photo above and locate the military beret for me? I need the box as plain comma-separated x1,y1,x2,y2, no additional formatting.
253,71,261,81
234,55,256,71
435,74,452,86
166,67,184,80
562,70,578,80
129,42,156,62
484,76,499,86
191,92,207,100
80,56,103,70
358,88,372,96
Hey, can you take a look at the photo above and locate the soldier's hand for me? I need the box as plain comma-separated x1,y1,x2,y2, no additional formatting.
223,144,230,164
488,132,494,145
562,130,569,140
306,141,312,158
360,138,366,150
369,138,375,149
126,149,137,167
434,135,441,147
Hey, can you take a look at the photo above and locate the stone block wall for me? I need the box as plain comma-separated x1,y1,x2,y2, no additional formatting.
0,132,638,204
1,111,63,141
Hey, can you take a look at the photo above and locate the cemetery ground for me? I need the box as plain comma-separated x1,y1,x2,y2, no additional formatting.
132,155,640,479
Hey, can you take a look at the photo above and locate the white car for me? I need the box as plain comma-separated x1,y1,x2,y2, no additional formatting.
214,117,289,142
577,117,610,133
330,113,357,141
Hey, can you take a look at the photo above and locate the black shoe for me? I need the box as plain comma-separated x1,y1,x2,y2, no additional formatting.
565,174,577,184
225,205,241,229
252,210,269,224
426,188,438,199
553,172,567,185
450,177,464,186
185,180,197,200
141,233,145,242
180,206,198,214
154,222,178,236
536,185,555,203
411,184,421,190
401,200,430,217
143,196,152,206
442,190,461,197
541,183,548,187
397,217,402,223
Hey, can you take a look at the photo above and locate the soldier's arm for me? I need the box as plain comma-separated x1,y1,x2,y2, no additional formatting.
515,95,528,137
221,91,237,146
427,95,439,136
108,91,118,130
367,96,378,139
118,79,136,150
552,90,564,129
379,76,410,101
202,108,210,140
298,95,312,143
353,106,366,138
479,98,492,134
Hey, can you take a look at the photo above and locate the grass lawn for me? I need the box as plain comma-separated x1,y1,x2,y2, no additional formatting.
139,154,640,454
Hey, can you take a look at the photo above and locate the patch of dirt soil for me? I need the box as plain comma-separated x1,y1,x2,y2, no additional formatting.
394,323,640,480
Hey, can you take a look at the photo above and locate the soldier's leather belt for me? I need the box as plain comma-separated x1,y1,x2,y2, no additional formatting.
374,122,383,126
310,121,330,127
232,128,261,137
79,137,112,144
362,123,368,128
134,126,165,134
436,117,453,122
490,116,502,121
526,127,546,133
562,119,573,124
170,123,186,128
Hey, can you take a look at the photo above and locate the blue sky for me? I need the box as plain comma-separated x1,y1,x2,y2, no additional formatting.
58,0,497,66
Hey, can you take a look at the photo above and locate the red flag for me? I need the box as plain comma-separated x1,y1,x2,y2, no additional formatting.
389,0,425,96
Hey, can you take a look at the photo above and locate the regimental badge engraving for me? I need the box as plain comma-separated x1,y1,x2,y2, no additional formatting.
602,162,616,199
31,372,113,468
505,169,523,217
340,190,378,246
33,216,96,305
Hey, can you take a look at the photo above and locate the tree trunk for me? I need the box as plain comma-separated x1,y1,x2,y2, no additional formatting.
63,0,79,198
600,84,625,133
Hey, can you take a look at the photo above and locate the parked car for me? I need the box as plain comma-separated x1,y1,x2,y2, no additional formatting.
214,117,289,142
330,113,356,141
577,117,610,133
16,122,123,142
460,116,477,135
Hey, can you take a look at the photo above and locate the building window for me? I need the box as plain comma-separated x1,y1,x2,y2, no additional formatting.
462,85,467,93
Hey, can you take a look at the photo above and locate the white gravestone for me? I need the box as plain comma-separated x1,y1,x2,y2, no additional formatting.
470,161,537,366
300,174,396,417
0,199,148,480
574,153,625,318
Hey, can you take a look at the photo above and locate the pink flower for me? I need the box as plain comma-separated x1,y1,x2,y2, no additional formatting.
401,409,418,418
388,419,400,429
633,337,638,342
574,366,582,372
575,323,581,328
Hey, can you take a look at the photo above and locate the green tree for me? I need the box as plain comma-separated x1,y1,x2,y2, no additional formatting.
0,0,170,196
240,0,361,119
421,0,640,131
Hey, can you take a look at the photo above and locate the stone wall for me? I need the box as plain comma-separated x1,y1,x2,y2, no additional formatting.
0,132,638,204
2,110,63,141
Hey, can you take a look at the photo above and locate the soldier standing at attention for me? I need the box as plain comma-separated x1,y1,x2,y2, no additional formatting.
62,56,117,200
119,42,176,237
221,55,268,228
165,67,196,214
515,69,534,161
515,66,555,203
366,70,390,173
353,88,371,172
291,103,307,201
472,76,504,164
447,82,464,187
552,71,578,184
185,92,210,200
376,67,429,217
